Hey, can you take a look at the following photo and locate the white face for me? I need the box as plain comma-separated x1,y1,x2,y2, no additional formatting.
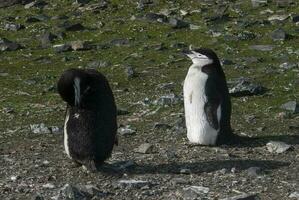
186,51,213,66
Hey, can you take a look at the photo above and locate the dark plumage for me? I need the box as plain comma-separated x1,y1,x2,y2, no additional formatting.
57,68,117,172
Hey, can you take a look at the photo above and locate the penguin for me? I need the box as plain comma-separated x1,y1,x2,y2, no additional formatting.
57,68,117,172
183,48,235,145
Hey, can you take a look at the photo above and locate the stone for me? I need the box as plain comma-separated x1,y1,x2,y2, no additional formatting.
220,193,260,200
10,175,20,181
274,0,294,7
154,93,182,106
184,186,209,194
118,180,149,189
110,38,130,47
289,192,299,198
54,184,89,200
87,60,110,68
266,141,292,154
168,18,189,29
75,0,91,4
171,116,186,135
70,41,91,51
116,108,129,115
145,13,168,23
249,45,274,51
42,183,55,189
180,168,191,174
229,78,266,97
0,38,21,51
279,62,298,70
39,32,57,48
63,23,85,31
24,1,47,9
292,15,299,23
170,178,188,185
117,125,136,136
251,0,267,7
247,167,262,177
153,123,171,130
0,0,22,8
116,160,135,170
280,101,299,114
53,44,72,53
26,15,49,23
137,0,153,9
33,194,44,200
268,15,289,22
4,23,24,31
125,66,136,78
30,123,51,134
271,28,287,41
134,143,153,154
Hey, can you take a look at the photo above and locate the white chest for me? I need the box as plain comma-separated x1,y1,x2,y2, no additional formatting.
183,66,220,145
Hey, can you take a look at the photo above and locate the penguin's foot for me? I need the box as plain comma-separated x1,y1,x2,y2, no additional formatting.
82,160,98,173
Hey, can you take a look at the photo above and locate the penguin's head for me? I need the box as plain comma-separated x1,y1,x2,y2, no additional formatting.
183,47,220,67
58,68,92,108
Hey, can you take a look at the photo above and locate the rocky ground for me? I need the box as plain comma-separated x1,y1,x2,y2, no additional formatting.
0,0,299,199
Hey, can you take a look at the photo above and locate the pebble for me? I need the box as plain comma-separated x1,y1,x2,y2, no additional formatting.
280,101,299,114
4,23,24,31
247,167,262,177
70,40,91,51
154,93,182,106
184,186,209,194
53,44,72,53
53,184,87,200
117,125,136,136
249,45,274,51
134,143,153,154
10,175,20,181
229,78,266,97
266,141,292,153
289,191,299,198
220,193,259,200
0,38,21,51
125,66,136,78
168,18,189,29
118,180,150,189
63,23,85,31
268,14,289,22
170,178,188,185
42,183,55,189
271,28,287,41
180,168,191,174
30,123,51,134
279,62,298,70
251,0,267,7
39,32,57,48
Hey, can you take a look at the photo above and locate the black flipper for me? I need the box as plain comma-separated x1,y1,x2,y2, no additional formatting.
204,98,220,130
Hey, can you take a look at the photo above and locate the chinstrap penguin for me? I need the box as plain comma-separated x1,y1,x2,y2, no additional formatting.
57,68,117,172
183,48,235,145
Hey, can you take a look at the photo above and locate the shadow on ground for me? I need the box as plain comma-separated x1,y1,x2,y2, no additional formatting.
104,159,290,175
